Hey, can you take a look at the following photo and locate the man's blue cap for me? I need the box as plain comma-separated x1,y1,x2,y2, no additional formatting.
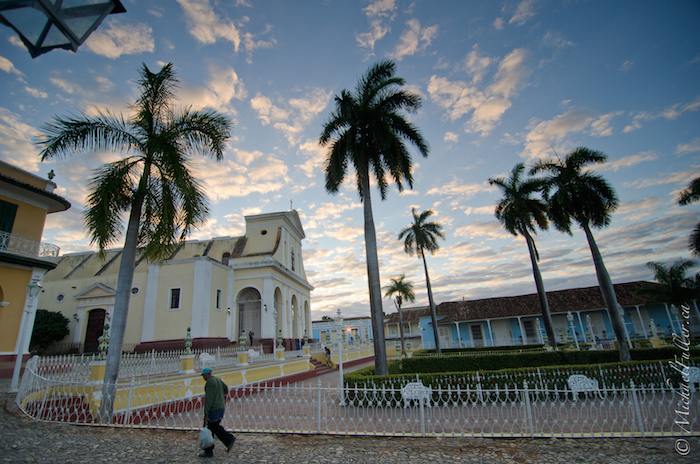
202,367,212,374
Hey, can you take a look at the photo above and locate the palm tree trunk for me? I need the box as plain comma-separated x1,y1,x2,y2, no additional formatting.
99,163,150,422
360,172,388,376
523,229,557,349
421,248,441,353
396,301,406,356
582,222,632,362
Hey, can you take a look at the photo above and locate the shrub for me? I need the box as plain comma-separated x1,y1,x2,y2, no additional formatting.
30,309,70,352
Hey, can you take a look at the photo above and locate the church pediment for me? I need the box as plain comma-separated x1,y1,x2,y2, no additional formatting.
74,283,116,299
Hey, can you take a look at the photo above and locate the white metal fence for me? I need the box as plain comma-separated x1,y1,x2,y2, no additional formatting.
16,360,699,438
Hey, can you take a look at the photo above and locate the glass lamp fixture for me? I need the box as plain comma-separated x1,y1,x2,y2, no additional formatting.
0,0,126,58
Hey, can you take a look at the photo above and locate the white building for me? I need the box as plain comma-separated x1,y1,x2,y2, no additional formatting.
38,210,313,353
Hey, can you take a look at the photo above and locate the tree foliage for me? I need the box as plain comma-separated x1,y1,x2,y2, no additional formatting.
30,309,69,351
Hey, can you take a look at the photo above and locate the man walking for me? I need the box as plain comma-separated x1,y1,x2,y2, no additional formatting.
200,367,235,458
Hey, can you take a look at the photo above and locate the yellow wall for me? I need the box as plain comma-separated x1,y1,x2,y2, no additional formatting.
0,267,32,352
153,263,194,340
0,193,47,242
209,268,229,337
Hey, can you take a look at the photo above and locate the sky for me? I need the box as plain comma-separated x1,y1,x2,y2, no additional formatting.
1,0,699,321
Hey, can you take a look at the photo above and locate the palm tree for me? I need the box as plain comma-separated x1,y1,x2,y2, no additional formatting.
489,163,556,348
678,177,700,256
38,63,232,421
531,147,631,362
319,60,429,376
383,274,416,356
398,208,445,353
637,258,700,309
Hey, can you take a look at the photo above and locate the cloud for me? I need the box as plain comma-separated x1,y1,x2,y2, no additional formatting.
179,66,247,115
624,95,700,133
251,88,332,145
250,93,289,125
676,137,700,155
296,139,327,178
598,152,658,172
590,111,623,137
24,87,47,99
177,0,241,50
493,17,504,30
509,0,539,26
624,169,700,190
389,19,438,61
0,107,42,171
520,108,596,160
453,220,509,240
193,150,291,202
428,49,527,136
444,132,459,143
85,21,154,58
356,0,397,55
426,179,492,198
620,60,634,72
0,55,23,77
464,206,495,216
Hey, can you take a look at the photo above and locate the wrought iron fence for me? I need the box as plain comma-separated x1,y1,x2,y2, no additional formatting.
16,359,699,438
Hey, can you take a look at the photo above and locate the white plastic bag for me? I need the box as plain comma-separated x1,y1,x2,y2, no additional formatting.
199,427,214,449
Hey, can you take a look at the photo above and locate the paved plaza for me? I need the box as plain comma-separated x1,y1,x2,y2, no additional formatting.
3,366,700,463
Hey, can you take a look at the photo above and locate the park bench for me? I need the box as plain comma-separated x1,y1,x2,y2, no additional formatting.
567,374,601,401
401,381,432,408
688,366,700,393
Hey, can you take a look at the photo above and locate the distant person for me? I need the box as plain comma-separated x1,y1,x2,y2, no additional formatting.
325,346,334,367
199,367,235,458
248,330,254,346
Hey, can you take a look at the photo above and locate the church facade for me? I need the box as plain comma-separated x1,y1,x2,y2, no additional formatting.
38,210,313,353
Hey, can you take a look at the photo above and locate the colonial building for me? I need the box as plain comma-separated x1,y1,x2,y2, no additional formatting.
384,281,700,349
0,160,70,377
38,210,313,353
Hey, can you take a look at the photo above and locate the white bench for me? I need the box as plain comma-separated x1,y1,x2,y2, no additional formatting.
568,374,600,401
687,366,700,393
401,381,432,408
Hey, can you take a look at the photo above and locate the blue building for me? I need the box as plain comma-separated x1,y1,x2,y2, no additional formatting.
384,281,700,350
311,316,373,345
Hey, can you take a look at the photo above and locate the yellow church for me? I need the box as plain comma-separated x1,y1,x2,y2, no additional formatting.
38,210,313,354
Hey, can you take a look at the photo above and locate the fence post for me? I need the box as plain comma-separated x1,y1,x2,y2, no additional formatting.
630,380,646,437
316,378,323,433
523,380,535,438
419,391,426,437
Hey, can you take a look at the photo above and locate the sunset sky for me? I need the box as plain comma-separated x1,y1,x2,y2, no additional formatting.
1,0,699,320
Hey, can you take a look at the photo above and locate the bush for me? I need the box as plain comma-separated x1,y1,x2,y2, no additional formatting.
30,309,70,352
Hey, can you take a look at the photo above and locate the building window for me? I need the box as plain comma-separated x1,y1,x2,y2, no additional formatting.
0,199,18,233
291,248,295,271
169,288,181,310
131,287,139,295
55,293,65,303
216,289,222,309
222,252,230,265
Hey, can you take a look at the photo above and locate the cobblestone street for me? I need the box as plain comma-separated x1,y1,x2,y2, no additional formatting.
3,378,699,464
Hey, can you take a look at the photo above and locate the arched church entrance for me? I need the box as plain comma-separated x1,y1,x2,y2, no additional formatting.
237,287,261,347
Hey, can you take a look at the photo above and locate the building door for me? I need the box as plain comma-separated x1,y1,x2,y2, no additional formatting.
470,324,484,347
237,288,261,346
84,309,106,353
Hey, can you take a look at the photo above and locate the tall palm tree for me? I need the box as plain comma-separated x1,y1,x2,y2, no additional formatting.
38,63,232,421
531,147,631,362
489,163,557,348
678,177,700,256
319,60,429,376
398,208,445,353
383,274,416,356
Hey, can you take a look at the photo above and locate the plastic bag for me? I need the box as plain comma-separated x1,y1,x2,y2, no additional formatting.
199,427,214,449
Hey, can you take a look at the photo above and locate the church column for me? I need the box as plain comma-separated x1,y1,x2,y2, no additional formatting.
140,263,159,343
191,260,212,338
263,276,274,338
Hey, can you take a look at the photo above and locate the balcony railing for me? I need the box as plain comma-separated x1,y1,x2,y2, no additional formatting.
0,230,60,263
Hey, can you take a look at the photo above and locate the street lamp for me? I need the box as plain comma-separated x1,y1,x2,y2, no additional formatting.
0,0,126,58
335,308,345,406
567,311,580,350
10,279,41,391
